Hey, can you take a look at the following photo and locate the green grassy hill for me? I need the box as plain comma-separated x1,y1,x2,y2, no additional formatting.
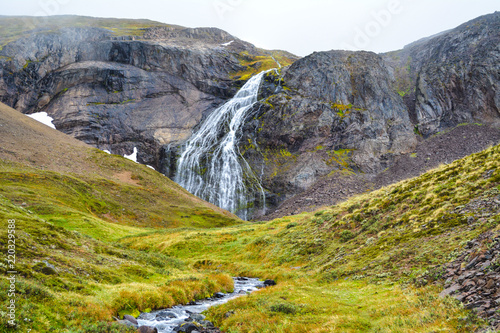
124,143,500,332
0,102,239,231
0,98,499,332
0,102,239,331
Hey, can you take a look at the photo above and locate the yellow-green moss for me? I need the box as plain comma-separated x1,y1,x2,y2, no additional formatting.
230,52,296,81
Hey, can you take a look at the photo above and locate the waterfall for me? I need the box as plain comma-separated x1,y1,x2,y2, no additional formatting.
175,70,271,220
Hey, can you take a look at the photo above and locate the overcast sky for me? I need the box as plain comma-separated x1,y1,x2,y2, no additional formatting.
1,0,498,56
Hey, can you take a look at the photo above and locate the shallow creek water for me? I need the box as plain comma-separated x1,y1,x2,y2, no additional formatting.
136,277,262,332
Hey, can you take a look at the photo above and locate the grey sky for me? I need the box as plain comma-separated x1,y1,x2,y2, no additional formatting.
1,0,498,56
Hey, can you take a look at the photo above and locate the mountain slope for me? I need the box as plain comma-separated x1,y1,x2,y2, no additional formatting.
0,101,240,331
1,14,498,221
1,87,498,332
0,194,234,332
241,50,417,207
252,12,500,218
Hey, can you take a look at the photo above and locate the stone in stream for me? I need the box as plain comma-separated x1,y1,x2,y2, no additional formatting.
173,322,200,332
116,319,137,328
213,292,225,298
155,310,177,320
122,314,138,325
190,313,205,321
138,326,158,333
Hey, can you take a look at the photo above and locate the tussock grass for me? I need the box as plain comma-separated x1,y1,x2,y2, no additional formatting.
0,195,235,332
206,280,479,332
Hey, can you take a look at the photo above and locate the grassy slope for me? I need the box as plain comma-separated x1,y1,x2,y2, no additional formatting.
231,50,297,81
0,197,234,332
0,102,239,332
0,102,239,230
123,142,500,332
0,103,498,331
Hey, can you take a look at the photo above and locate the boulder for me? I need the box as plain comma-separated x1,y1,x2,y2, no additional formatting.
213,292,225,298
138,326,158,333
122,314,138,325
263,279,276,287
33,260,58,275
116,319,137,328
173,323,199,333
190,313,205,322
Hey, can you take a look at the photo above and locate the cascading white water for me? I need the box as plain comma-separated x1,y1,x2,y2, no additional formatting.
175,70,271,220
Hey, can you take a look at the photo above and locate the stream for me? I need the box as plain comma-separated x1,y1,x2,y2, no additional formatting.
136,277,262,332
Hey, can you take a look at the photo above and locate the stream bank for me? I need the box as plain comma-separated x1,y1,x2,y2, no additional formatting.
119,277,273,333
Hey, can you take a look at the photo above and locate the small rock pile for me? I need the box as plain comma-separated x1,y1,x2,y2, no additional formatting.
452,190,500,225
439,232,500,330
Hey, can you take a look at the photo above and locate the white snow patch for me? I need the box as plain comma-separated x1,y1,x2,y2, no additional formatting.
103,150,111,154
27,112,56,129
146,165,155,170
124,147,138,163
221,40,234,47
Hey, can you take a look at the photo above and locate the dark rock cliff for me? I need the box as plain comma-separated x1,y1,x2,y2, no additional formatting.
243,12,500,216
384,12,500,136
251,12,500,217
241,51,417,208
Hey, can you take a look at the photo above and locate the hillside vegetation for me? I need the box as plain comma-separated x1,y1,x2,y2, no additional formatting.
0,102,238,230
0,102,239,331
0,98,499,332
123,143,500,331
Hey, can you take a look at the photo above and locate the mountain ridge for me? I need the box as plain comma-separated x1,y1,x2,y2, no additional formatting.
0,13,499,220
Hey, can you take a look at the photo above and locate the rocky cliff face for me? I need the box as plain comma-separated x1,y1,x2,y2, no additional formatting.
240,51,417,207
242,12,500,215
384,12,500,136
0,17,296,170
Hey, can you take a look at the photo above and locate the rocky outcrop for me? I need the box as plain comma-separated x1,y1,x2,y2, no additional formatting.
384,12,500,136
250,12,500,217
241,50,417,208
263,124,500,219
